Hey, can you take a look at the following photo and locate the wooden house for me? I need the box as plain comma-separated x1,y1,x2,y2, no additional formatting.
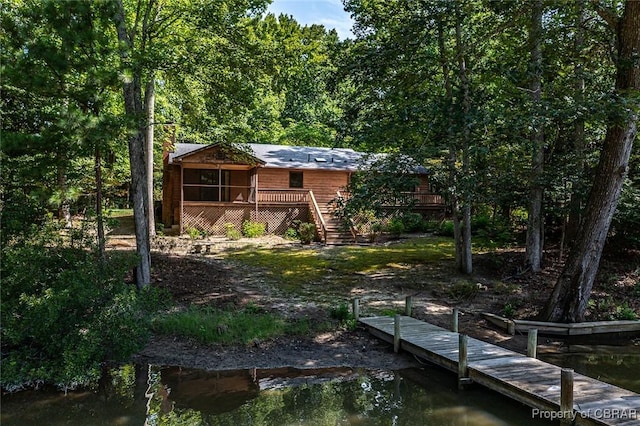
162,142,444,243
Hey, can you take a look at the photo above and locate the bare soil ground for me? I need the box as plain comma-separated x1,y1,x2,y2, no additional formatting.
107,230,640,372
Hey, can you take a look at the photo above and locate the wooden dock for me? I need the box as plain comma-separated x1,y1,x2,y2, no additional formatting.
360,315,640,426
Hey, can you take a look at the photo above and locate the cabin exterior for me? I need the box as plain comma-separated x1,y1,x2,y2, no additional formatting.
162,142,444,243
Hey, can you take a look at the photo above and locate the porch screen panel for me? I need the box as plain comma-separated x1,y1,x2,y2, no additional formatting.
183,169,231,202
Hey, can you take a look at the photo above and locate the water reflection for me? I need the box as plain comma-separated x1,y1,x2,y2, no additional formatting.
2,364,551,426
540,350,640,393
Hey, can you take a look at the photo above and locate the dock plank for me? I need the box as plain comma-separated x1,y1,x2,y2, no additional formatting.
360,315,640,426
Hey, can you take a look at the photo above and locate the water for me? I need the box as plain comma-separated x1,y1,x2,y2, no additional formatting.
540,349,640,393
4,349,638,426
2,364,550,426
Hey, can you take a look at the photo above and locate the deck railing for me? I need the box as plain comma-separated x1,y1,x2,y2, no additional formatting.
257,189,309,204
308,190,327,242
338,191,444,206
402,192,445,205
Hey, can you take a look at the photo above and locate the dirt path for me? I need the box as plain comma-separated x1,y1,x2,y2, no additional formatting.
108,233,637,372
121,236,528,372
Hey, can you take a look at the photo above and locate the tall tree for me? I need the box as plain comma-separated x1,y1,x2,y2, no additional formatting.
454,2,473,274
542,0,639,322
525,0,545,273
113,0,152,288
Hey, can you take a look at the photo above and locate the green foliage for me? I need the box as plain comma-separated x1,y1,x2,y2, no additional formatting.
242,221,266,238
223,236,454,290
186,227,202,240
401,212,427,233
224,223,242,240
152,305,310,345
334,154,422,228
435,215,515,248
284,227,299,240
328,304,357,330
385,218,405,238
1,232,164,391
437,220,455,237
329,304,351,321
472,214,516,249
614,304,638,321
502,303,517,319
298,222,317,244
609,180,640,250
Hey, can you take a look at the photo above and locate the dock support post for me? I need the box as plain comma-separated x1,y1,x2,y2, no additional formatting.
394,314,401,353
352,299,360,321
560,368,574,425
458,334,470,389
452,308,459,333
405,296,413,317
527,329,538,358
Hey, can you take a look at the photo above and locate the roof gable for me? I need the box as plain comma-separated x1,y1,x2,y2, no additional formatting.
170,143,264,166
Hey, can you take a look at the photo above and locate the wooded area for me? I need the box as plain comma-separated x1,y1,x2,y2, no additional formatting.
1,0,638,390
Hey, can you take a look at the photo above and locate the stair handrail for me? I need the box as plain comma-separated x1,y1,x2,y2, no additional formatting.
336,191,359,243
308,190,327,243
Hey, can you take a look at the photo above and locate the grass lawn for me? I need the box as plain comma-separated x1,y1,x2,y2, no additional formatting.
222,237,456,292
106,208,133,217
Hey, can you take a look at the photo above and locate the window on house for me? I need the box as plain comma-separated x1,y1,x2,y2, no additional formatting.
289,171,303,188
183,169,230,201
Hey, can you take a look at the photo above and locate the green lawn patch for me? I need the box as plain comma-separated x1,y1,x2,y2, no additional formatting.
106,208,133,218
222,237,455,291
151,305,312,345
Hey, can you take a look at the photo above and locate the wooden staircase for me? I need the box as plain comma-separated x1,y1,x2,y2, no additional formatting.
318,204,356,245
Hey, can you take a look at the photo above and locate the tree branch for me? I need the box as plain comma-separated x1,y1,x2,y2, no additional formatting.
591,0,619,29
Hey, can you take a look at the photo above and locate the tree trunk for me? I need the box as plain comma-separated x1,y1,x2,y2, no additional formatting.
525,0,545,273
455,6,473,274
542,0,639,322
566,0,587,246
114,0,151,289
437,20,465,272
145,76,156,237
95,145,105,259
56,156,72,228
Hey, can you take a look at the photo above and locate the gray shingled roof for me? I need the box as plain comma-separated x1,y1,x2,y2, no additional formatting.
170,143,365,171
169,142,428,174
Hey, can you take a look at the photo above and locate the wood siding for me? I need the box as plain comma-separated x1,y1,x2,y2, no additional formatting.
258,168,349,205
162,145,444,233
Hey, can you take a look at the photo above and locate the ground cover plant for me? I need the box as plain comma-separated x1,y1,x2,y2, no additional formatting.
219,237,456,292
152,304,315,345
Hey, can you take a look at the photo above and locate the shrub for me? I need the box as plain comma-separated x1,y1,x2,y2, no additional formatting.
615,303,638,320
298,222,317,244
502,302,517,318
1,239,164,391
386,218,405,238
284,227,299,240
242,221,266,238
401,212,425,232
224,223,242,240
437,220,455,237
329,304,356,330
186,227,202,240
329,304,351,321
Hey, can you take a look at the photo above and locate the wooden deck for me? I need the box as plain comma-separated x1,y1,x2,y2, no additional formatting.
360,315,640,426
